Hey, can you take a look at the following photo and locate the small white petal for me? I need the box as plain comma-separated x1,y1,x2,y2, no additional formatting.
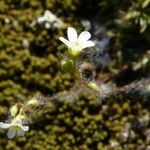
22,126,29,132
17,128,25,136
44,10,51,17
78,31,91,42
45,22,51,29
67,27,77,42
82,41,95,49
0,122,11,129
7,127,16,139
59,37,71,47
37,17,45,23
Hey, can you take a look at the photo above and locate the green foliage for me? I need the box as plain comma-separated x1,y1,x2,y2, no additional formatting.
97,0,150,65
0,97,149,149
0,0,149,149
0,0,73,106
46,0,80,17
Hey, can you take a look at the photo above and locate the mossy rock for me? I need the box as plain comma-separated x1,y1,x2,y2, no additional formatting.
0,0,149,149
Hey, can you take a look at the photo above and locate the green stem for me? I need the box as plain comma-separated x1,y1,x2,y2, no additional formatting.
73,59,81,80
73,59,100,93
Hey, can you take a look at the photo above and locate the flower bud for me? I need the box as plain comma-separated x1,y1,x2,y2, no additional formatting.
27,97,38,106
10,105,18,117
61,59,74,72
87,82,99,91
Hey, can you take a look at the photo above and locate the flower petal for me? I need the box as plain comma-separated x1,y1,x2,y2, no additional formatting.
59,37,71,47
81,41,95,49
7,127,16,139
44,10,51,18
17,128,25,136
78,31,91,42
0,122,11,129
22,126,29,132
37,17,45,24
67,27,77,42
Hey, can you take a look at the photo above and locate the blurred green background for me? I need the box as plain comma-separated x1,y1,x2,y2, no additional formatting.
0,0,150,149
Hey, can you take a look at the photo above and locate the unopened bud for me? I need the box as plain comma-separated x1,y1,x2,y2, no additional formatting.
88,82,99,91
61,59,74,72
27,97,38,106
10,105,18,117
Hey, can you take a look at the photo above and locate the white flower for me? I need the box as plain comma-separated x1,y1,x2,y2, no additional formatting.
37,10,55,24
0,118,29,139
37,10,64,29
59,27,95,57
40,10,56,23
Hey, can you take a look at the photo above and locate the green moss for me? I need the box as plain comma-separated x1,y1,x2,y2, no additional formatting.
0,0,149,149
